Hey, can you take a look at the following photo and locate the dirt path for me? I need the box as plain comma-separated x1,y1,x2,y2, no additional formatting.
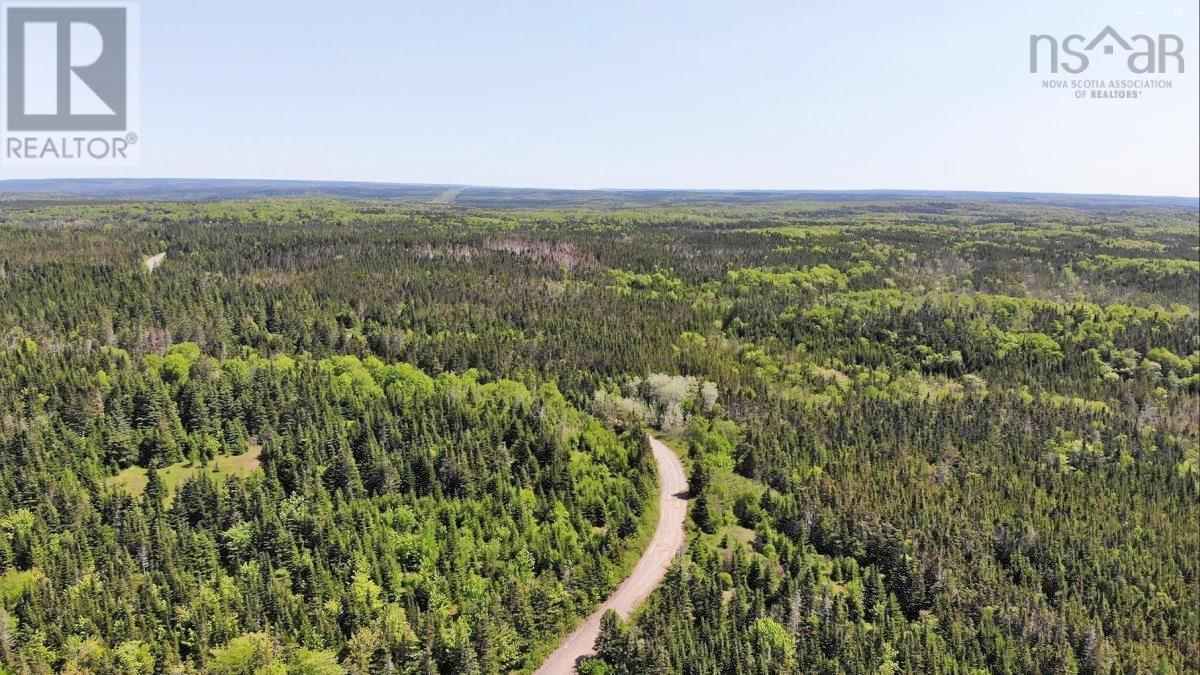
535,434,688,674
144,252,166,271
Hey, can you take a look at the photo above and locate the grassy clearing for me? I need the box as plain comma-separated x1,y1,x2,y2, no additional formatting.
108,444,262,500
703,456,765,550
658,431,766,552
143,251,166,271
667,430,846,602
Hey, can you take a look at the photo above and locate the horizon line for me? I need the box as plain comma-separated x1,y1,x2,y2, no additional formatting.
0,176,1197,202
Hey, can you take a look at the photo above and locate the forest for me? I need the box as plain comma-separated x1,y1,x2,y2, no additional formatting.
0,196,1196,674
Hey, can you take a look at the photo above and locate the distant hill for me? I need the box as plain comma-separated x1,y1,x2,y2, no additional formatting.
1,178,1196,210
0,179,457,202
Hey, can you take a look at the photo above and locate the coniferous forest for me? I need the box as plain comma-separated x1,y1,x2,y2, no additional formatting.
0,197,1196,674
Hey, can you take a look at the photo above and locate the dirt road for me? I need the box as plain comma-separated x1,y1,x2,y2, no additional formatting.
534,434,688,674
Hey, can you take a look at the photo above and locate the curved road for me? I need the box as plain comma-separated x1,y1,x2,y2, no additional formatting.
535,434,688,674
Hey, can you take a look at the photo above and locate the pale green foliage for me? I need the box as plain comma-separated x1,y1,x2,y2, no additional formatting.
751,618,796,669
112,641,155,675
727,265,851,293
288,648,345,675
208,632,278,675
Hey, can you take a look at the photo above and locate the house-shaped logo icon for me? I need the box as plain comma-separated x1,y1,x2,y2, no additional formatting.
1084,26,1132,55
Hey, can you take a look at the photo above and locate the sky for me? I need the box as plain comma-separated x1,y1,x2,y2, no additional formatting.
2,0,1198,196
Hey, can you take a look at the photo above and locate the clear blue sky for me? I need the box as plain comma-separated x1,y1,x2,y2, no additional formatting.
4,0,1198,196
